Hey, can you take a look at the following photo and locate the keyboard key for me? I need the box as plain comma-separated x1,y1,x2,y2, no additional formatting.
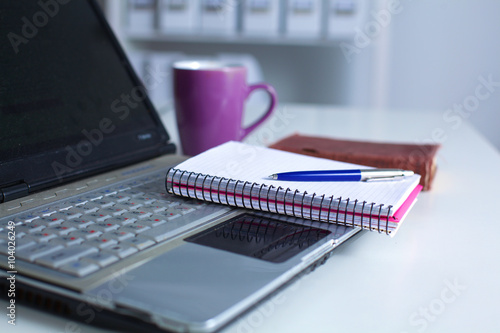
141,204,167,214
86,212,112,222
157,192,178,202
104,193,130,203
159,209,181,221
101,230,135,242
0,218,17,229
85,237,119,249
143,191,166,201
121,201,143,210
65,211,84,220
59,219,94,229
101,190,117,196
54,203,73,211
126,210,152,220
184,200,206,208
67,229,102,240
17,243,64,262
119,210,142,220
0,236,36,254
67,198,88,206
43,225,76,236
49,235,84,247
37,216,64,226
103,244,138,259
109,202,130,211
113,185,131,192
35,208,57,216
122,188,144,197
140,221,188,243
120,236,155,250
50,211,80,221
15,223,45,234
36,245,98,268
90,222,120,233
54,207,82,221
110,215,136,226
139,216,166,227
170,205,196,215
71,203,100,214
120,223,151,234
0,231,17,241
80,252,119,267
99,206,128,216
59,260,99,277
93,199,115,208
141,197,157,205
15,237,38,251
27,232,58,242
13,213,39,223
82,193,103,201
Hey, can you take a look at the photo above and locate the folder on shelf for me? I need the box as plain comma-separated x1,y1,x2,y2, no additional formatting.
242,0,281,37
158,0,199,33
165,141,422,236
200,0,238,35
127,0,156,34
328,0,368,38
285,0,323,38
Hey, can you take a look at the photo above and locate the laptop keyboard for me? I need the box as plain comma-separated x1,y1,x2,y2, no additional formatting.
0,172,209,278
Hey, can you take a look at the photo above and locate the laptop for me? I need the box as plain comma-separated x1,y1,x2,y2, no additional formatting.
0,1,360,332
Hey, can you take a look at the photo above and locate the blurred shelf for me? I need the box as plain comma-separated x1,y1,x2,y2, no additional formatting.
125,32,351,48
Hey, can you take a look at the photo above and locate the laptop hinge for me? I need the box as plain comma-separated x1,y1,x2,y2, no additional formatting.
1,182,30,203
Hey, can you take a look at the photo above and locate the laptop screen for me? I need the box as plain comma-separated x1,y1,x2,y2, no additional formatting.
0,1,172,199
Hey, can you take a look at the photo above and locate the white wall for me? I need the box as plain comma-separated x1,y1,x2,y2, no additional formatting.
369,0,500,150
103,0,500,150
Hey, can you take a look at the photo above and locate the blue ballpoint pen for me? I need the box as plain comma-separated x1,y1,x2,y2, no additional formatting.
269,169,414,182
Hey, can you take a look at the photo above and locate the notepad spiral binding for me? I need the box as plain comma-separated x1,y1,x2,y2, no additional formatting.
165,168,395,234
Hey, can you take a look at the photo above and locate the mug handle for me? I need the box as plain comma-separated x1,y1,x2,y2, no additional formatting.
240,83,278,139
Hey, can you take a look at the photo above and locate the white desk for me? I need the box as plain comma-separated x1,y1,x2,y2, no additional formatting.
2,104,500,333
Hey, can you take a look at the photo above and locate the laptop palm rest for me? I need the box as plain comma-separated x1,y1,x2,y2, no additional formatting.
84,211,356,332
87,243,293,332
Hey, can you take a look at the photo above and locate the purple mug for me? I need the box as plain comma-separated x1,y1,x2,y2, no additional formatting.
173,60,278,156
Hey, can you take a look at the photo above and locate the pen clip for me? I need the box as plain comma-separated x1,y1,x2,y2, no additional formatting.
364,175,405,182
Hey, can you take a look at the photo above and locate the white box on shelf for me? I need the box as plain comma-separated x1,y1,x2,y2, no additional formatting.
328,0,368,38
242,0,281,37
127,0,156,35
285,0,323,38
199,0,238,35
158,0,200,34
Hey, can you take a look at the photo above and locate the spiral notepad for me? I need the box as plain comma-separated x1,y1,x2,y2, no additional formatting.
165,141,422,236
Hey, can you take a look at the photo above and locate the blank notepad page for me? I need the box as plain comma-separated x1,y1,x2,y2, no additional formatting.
175,141,421,210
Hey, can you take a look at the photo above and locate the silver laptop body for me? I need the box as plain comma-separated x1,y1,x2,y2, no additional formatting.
0,1,359,332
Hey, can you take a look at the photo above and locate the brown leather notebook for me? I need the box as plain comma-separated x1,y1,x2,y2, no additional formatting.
270,134,440,191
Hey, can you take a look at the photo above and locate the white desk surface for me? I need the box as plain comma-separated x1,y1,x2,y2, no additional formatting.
2,104,500,333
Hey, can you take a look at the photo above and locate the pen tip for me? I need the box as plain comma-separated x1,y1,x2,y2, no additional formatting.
269,174,277,180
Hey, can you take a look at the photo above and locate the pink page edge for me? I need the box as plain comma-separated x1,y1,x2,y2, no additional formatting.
390,184,423,222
